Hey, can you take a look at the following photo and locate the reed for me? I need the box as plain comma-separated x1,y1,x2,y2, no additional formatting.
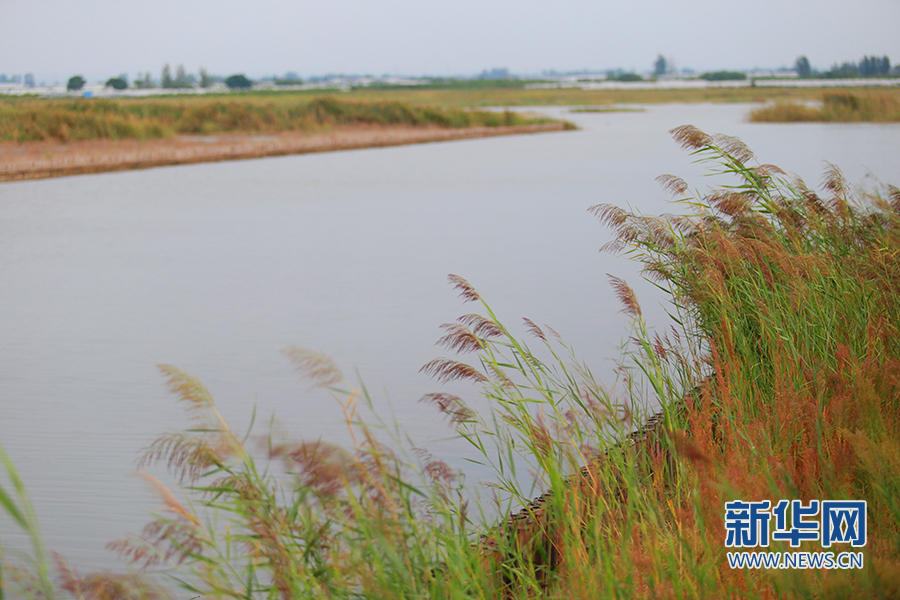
0,96,562,143
751,90,900,122
0,443,53,599
2,127,899,598
592,126,900,597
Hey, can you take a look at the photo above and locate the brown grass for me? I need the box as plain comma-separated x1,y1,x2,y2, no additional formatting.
751,90,900,122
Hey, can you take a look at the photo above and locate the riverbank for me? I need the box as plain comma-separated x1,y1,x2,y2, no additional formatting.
0,122,568,182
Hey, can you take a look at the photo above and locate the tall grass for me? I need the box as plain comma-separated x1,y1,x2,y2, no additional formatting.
592,126,900,596
0,96,561,143
751,90,900,122
2,127,899,598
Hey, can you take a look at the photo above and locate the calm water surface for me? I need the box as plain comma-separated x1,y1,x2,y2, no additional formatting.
1,104,898,570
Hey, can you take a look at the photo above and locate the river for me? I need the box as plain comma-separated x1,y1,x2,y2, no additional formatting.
1,103,898,571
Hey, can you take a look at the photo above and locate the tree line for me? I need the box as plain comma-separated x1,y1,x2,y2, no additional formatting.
63,54,896,94
66,65,260,92
795,55,893,78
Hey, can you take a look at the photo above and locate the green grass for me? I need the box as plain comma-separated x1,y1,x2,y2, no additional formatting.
2,127,899,599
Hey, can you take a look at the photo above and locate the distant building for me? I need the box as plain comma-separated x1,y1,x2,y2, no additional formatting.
24,73,35,87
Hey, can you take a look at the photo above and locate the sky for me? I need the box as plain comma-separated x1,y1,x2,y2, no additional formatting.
2,0,899,84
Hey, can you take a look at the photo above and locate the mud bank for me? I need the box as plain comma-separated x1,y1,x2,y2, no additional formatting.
0,122,568,182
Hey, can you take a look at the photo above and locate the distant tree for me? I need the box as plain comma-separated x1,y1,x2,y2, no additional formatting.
105,77,128,90
654,54,667,77
825,62,859,78
859,55,891,77
161,63,173,88
67,75,85,91
795,56,812,78
700,70,746,81
198,67,212,88
133,72,155,88
615,72,643,82
224,74,253,89
174,64,191,88
859,56,872,77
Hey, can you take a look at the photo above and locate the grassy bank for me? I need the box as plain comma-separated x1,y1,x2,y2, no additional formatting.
2,128,899,599
0,95,563,143
751,90,900,122
339,84,900,109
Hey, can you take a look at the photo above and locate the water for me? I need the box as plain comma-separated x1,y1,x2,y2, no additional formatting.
1,103,898,571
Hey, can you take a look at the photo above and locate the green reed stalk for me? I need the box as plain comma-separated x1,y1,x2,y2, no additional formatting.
0,443,54,599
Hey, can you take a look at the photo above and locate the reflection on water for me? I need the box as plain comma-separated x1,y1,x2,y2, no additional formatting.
0,104,898,570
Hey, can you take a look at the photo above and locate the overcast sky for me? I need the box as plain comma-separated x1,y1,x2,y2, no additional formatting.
3,0,899,84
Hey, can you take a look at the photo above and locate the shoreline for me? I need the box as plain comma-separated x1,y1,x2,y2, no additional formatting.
0,122,568,182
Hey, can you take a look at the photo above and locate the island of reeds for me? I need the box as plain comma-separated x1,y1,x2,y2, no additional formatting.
0,95,565,143
2,126,899,599
751,90,900,122
0,94,574,181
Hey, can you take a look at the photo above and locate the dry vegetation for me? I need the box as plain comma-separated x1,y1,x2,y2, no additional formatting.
751,90,900,122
